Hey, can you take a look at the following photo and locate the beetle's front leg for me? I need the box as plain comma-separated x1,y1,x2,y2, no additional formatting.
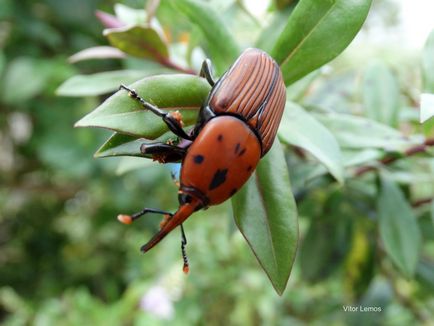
140,142,187,163
119,85,193,140
199,59,216,87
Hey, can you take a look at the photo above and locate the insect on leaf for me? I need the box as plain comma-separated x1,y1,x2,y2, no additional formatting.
74,74,211,138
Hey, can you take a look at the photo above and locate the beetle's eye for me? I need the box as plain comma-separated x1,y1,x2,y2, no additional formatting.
178,193,192,205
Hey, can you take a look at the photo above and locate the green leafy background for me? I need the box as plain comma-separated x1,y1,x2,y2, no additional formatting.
1,0,433,324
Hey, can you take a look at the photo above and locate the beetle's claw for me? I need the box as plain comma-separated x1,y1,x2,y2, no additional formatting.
117,214,133,224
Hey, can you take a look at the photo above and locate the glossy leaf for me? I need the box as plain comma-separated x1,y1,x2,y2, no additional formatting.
279,102,344,183
95,133,144,158
56,70,162,97
75,74,211,138
378,174,421,277
231,140,298,295
314,112,419,151
172,0,240,75
104,25,169,61
422,29,434,92
271,0,372,86
68,46,126,63
362,61,400,127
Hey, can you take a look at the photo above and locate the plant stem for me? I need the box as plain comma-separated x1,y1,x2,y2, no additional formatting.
354,138,434,176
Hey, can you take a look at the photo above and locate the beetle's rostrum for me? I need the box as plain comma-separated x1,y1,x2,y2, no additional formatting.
117,48,286,272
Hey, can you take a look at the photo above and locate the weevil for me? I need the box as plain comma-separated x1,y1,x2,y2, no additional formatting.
117,48,286,272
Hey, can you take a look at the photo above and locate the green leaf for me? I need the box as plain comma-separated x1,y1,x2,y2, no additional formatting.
255,6,295,53
278,102,344,183
378,174,421,277
68,46,126,63
231,140,298,295
56,70,166,97
95,133,143,158
422,29,434,93
172,0,240,75
104,25,169,61
271,0,372,86
94,132,176,158
314,112,419,151
0,57,51,104
75,74,211,138
362,60,400,127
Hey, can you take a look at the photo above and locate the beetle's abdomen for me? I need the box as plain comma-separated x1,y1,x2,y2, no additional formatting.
180,116,261,206
208,48,286,156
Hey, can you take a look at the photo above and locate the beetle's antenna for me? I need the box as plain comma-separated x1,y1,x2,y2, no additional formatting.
180,224,189,274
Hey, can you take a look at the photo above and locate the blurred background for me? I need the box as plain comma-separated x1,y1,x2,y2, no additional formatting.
0,0,433,325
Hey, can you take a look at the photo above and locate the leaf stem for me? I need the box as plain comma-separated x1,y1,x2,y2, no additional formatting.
354,138,434,176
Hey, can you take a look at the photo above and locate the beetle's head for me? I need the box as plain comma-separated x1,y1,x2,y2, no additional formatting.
178,186,208,211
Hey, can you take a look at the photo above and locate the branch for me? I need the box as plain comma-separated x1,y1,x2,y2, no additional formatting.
354,138,434,176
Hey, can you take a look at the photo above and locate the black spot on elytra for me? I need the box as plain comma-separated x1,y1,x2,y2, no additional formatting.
217,134,223,141
193,155,204,164
238,148,246,156
234,143,240,154
230,188,237,196
247,165,252,172
209,169,228,190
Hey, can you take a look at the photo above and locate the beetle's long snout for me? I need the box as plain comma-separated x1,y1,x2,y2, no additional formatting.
140,199,199,253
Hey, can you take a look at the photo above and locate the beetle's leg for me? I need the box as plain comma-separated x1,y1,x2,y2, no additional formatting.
140,142,186,157
119,85,193,140
199,59,216,87
180,224,189,273
140,142,187,163
117,208,173,225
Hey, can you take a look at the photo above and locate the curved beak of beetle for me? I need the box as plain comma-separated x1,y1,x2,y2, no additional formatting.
140,198,201,253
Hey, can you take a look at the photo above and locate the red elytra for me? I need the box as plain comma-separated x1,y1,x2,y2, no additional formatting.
117,48,286,270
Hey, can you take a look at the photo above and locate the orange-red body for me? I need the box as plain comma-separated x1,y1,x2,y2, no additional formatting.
127,48,286,254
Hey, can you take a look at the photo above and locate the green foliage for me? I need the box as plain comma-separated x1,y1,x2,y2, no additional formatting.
2,0,434,324
104,25,169,60
271,0,373,85
279,102,344,183
75,75,210,138
362,60,400,127
378,174,421,277
232,140,298,295
171,0,240,75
